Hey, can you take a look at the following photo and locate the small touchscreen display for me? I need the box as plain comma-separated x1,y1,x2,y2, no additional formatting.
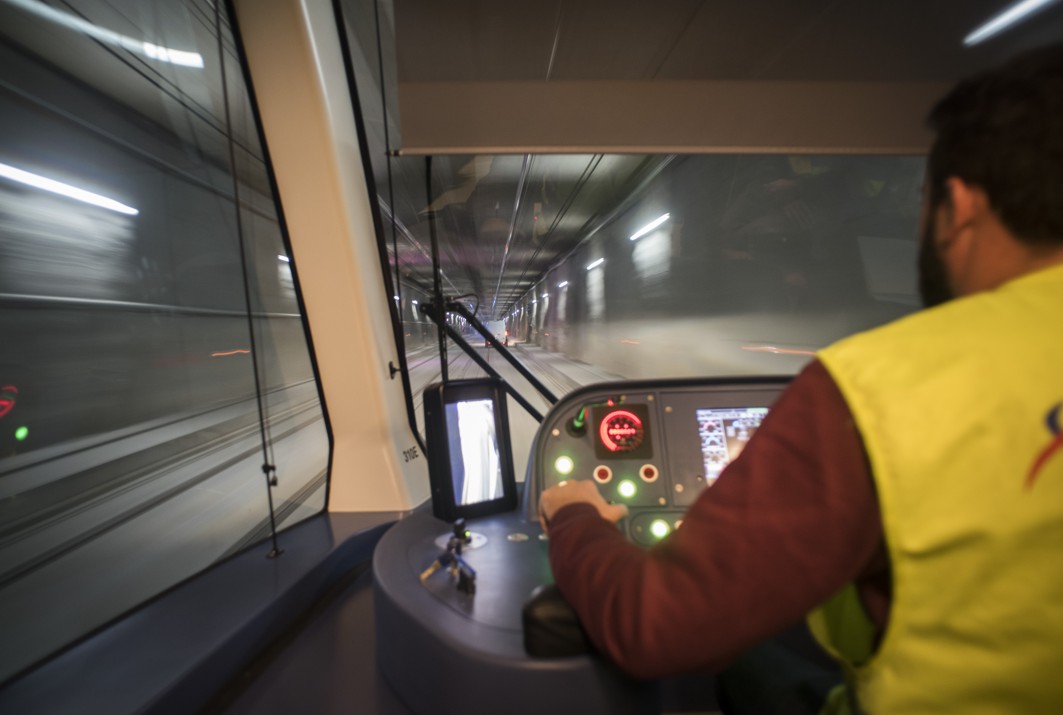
696,407,768,485
424,378,517,522
445,398,503,506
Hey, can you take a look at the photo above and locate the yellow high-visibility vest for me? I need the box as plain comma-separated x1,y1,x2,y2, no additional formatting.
812,262,1063,714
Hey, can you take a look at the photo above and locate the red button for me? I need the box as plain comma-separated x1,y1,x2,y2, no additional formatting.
593,466,613,483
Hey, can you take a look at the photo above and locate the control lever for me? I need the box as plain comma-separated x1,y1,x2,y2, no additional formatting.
522,584,594,656
567,397,620,437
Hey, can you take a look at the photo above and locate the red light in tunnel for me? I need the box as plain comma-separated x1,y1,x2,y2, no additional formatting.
0,386,17,420
741,345,815,356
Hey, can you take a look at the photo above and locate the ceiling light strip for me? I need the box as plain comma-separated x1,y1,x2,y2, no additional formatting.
629,213,670,241
0,161,138,215
964,0,1061,45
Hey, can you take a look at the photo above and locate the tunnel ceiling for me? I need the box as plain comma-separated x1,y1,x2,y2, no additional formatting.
385,154,673,318
389,0,1063,320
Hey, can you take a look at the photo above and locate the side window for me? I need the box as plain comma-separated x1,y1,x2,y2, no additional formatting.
0,0,328,683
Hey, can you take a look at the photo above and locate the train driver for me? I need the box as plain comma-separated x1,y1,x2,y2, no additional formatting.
538,44,1063,715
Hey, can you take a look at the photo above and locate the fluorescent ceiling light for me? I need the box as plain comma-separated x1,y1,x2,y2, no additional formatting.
0,161,138,215
5,0,204,67
629,213,670,241
557,281,569,288
541,293,549,299
142,42,202,67
411,299,419,305
278,255,290,262
586,258,605,271
964,0,1061,45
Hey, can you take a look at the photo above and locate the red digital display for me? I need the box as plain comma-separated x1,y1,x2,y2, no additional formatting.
599,410,645,452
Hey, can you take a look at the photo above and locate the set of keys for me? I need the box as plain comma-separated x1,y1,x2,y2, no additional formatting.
420,518,477,595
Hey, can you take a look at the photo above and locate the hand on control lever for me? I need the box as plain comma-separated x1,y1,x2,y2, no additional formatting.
538,479,628,534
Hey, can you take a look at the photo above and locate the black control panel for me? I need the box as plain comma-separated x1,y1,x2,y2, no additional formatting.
376,376,793,715
525,377,788,545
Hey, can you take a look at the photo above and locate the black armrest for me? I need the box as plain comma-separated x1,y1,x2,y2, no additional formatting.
522,584,595,657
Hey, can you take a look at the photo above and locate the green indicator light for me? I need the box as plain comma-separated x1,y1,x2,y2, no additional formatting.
650,519,671,539
554,455,574,476
618,480,637,499
15,426,28,441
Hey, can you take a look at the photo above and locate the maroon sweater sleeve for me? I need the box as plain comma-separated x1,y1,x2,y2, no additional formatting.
546,360,883,680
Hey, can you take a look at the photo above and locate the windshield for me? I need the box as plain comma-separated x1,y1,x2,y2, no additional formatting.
386,152,924,428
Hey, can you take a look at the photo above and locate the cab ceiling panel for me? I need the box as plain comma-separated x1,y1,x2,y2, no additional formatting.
394,0,563,81
393,0,1063,154
545,0,704,80
655,0,1024,81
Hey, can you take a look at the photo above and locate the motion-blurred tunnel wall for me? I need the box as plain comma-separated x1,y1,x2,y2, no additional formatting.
504,154,925,380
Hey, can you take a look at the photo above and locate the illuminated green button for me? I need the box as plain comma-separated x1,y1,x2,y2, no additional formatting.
618,480,637,499
554,455,574,476
650,519,671,539
15,426,28,442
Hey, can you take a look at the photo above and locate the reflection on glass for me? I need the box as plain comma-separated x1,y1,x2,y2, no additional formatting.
3,0,205,68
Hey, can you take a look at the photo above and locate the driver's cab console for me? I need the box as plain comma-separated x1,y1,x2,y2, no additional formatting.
373,377,788,715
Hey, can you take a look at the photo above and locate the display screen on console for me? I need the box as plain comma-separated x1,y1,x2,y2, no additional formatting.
445,399,503,506
696,407,768,484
